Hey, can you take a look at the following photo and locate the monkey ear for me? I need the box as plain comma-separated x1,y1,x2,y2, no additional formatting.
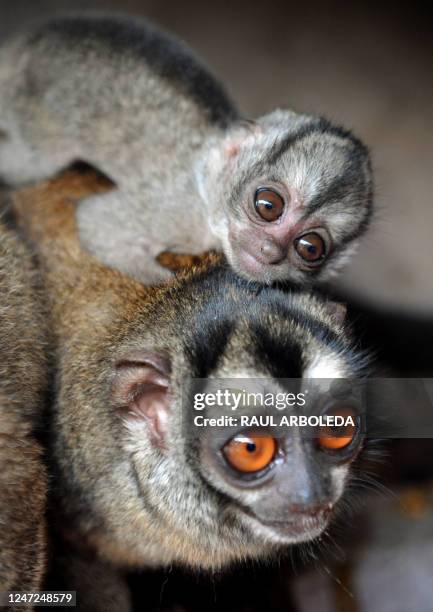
112,352,171,447
223,120,262,159
324,302,347,326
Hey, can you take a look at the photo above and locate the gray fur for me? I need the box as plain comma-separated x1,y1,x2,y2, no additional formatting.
0,14,373,284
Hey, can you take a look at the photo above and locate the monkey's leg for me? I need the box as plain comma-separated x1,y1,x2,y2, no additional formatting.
48,552,132,612
76,190,173,284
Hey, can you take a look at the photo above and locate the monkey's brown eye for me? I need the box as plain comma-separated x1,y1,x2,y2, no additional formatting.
223,433,276,473
317,407,358,451
294,232,327,264
254,188,285,222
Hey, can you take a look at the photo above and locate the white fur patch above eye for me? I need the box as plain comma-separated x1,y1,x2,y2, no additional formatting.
304,354,347,380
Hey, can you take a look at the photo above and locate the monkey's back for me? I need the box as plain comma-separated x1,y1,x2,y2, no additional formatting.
0,220,48,593
0,14,238,178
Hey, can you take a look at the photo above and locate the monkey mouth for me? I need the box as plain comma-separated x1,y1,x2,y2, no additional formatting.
238,507,332,544
231,250,289,284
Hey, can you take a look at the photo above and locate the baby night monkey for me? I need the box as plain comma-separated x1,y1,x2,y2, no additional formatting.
0,14,373,284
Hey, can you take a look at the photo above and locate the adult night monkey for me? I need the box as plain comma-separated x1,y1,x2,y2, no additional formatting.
0,14,373,284
12,169,370,611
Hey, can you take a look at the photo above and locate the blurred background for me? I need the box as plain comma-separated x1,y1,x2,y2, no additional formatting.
1,0,432,313
1,1,433,610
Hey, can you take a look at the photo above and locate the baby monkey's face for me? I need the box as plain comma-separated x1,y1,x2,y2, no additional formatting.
212,111,373,285
227,179,333,284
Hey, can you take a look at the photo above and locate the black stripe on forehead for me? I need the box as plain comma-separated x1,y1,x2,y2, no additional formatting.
249,300,350,379
229,117,369,209
307,141,371,213
310,153,374,268
183,315,234,379
322,195,373,270
251,323,304,379
254,292,370,378
266,117,368,168
181,268,362,379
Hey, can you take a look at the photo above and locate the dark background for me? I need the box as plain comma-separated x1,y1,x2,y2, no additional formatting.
1,2,433,610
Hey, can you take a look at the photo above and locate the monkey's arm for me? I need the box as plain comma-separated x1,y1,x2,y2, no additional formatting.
75,189,174,284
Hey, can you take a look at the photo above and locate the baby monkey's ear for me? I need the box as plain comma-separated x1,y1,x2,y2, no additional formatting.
112,352,171,447
223,119,262,159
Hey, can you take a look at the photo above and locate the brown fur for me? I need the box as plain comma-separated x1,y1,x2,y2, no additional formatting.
11,169,220,610
12,168,212,344
0,217,48,608
11,169,366,611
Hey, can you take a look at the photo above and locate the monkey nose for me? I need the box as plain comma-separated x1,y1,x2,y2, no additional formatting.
260,239,286,264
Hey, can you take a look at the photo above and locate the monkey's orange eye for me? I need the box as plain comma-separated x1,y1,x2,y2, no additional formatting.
223,434,276,473
254,188,285,222
317,407,358,451
294,232,327,264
